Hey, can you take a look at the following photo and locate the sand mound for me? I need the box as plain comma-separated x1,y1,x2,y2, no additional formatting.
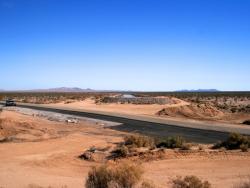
0,112,64,142
157,103,224,119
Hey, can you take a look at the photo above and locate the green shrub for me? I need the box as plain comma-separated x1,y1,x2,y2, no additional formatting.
85,162,143,188
172,175,211,188
156,136,185,149
124,135,155,148
212,132,250,150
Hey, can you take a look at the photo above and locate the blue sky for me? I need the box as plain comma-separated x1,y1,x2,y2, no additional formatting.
0,0,249,91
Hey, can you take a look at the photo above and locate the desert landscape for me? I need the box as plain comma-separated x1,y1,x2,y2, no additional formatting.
1,92,250,188
1,0,249,187
2,91,250,125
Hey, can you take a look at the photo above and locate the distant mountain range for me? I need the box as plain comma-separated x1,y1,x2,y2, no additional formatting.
31,87,95,92
0,87,127,93
0,88,221,93
0,87,96,93
175,89,220,92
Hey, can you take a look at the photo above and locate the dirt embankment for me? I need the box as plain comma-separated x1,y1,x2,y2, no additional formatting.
0,116,58,143
157,103,225,120
0,110,123,188
0,110,85,143
156,101,250,124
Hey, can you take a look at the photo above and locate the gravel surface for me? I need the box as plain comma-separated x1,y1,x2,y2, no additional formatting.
2,106,121,127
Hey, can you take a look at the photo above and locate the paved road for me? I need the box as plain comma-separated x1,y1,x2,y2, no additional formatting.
1,102,240,144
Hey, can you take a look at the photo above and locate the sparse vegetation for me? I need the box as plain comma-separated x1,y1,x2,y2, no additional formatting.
85,162,144,188
140,180,156,188
0,92,110,104
1,91,250,107
111,135,155,158
180,143,192,150
172,175,211,188
124,135,155,148
240,144,248,152
1,92,250,187
79,146,110,162
212,132,250,151
243,120,250,125
156,136,186,149
112,145,129,157
111,134,190,159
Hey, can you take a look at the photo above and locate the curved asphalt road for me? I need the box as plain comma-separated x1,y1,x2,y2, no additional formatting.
0,102,236,144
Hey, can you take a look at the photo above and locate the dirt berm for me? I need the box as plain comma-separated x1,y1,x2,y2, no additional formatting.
157,103,224,120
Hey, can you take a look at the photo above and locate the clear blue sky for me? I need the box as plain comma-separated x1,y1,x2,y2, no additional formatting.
0,0,249,91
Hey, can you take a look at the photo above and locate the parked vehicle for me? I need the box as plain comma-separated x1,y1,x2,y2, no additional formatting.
5,99,16,106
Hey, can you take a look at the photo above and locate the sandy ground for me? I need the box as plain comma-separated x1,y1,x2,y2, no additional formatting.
145,151,250,188
0,110,123,188
0,110,250,188
47,98,189,116
46,98,250,125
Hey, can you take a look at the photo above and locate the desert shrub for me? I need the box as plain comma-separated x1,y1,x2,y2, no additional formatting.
180,143,192,150
172,175,211,188
86,164,112,188
212,132,250,150
243,120,250,125
124,135,155,148
156,136,185,149
111,134,162,159
231,107,237,113
140,180,156,188
211,141,223,149
240,144,248,152
114,162,143,188
112,145,129,157
85,162,143,188
198,145,204,151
